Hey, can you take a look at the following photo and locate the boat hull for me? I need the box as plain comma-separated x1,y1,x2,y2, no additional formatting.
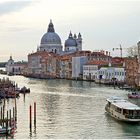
128,94,140,99
105,107,140,122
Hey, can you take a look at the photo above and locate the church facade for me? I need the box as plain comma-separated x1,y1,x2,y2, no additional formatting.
6,56,27,75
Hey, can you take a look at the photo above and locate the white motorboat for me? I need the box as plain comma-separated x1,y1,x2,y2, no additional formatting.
105,96,140,122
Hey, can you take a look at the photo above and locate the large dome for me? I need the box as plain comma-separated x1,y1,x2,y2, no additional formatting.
40,20,61,45
41,32,61,45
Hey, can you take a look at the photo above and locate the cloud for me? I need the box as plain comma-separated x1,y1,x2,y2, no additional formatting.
0,0,33,16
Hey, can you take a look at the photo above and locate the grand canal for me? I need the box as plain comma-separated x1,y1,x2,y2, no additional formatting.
0,73,140,139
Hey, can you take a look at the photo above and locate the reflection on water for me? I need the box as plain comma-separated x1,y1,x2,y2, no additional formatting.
0,74,140,139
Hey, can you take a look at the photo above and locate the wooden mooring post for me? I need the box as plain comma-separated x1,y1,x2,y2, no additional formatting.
34,102,36,125
29,105,32,130
29,102,37,131
15,93,17,121
1,107,2,120
10,109,11,127
3,105,4,127
13,107,15,121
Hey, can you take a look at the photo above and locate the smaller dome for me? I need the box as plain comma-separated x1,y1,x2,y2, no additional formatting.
65,32,77,47
65,38,77,47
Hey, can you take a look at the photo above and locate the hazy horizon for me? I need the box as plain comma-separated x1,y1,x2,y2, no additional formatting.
0,0,140,62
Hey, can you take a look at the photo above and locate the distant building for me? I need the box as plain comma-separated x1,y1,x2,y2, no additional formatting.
28,51,58,78
59,55,72,79
87,51,111,62
95,67,125,84
6,56,27,75
137,41,140,87
72,56,88,79
83,60,108,81
125,56,138,87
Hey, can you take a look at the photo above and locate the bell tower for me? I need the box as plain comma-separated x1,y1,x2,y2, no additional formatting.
76,32,82,51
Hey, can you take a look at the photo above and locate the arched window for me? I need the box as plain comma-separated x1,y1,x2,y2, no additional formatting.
12,67,14,73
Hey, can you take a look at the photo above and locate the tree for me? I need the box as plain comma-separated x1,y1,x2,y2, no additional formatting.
127,45,138,57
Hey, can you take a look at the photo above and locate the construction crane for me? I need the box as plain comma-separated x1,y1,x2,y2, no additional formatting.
113,44,122,58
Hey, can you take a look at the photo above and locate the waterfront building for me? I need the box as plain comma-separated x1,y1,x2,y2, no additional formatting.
137,41,140,87
59,55,72,79
59,51,90,79
111,57,125,67
95,66,125,84
28,51,58,78
6,56,27,75
83,60,108,81
124,56,138,87
87,50,111,62
72,56,88,79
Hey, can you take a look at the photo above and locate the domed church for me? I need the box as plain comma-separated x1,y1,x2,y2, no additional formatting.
37,20,82,54
65,31,82,52
38,20,63,54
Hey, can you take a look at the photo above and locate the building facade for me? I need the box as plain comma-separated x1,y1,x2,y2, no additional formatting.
72,56,88,79
95,67,125,84
28,51,58,78
137,41,140,87
6,56,27,75
125,56,138,87
83,60,108,81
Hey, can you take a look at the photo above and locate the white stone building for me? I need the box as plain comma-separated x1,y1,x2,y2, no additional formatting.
83,65,98,81
83,60,109,81
95,67,125,83
6,56,27,75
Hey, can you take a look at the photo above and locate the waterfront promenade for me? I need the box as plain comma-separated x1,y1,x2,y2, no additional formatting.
0,74,140,139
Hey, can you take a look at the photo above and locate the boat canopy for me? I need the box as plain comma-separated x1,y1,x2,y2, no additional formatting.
107,96,140,110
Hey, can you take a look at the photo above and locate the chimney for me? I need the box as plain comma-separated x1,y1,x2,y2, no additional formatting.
106,51,108,56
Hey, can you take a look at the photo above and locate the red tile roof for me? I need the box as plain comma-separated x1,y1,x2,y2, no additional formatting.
85,60,108,65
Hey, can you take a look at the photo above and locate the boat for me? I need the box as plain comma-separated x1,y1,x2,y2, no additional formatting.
128,92,140,99
20,86,30,93
119,84,132,90
0,125,11,134
105,96,140,122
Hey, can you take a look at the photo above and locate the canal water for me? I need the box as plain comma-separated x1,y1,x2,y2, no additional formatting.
0,73,140,139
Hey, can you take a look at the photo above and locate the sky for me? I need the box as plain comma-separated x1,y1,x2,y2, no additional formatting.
0,0,140,61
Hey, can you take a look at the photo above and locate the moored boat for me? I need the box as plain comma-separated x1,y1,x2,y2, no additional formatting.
0,125,11,134
20,86,30,93
105,96,140,122
128,92,140,99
